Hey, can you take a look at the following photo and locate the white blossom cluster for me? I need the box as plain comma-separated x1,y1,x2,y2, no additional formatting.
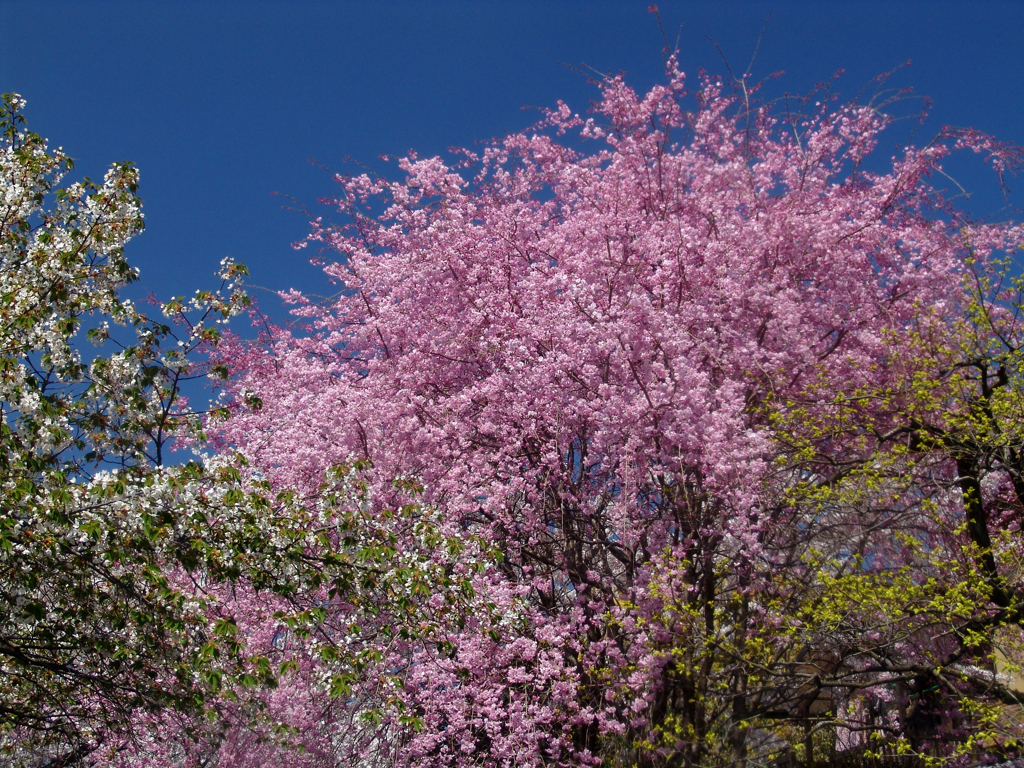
0,94,266,766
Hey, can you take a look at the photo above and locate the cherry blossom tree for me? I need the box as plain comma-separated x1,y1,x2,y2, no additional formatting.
0,94,317,766
205,62,1024,768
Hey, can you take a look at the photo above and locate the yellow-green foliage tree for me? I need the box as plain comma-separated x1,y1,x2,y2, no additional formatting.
760,243,1024,765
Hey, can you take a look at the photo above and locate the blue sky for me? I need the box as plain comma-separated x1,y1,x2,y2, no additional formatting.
3,1,1023,316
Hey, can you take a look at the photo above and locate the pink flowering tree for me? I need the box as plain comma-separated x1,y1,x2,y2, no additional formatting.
205,61,1024,767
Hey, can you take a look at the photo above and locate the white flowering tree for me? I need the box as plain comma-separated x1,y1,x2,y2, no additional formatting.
0,93,276,765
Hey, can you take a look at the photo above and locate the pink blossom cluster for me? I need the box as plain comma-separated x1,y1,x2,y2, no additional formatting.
185,61,1024,766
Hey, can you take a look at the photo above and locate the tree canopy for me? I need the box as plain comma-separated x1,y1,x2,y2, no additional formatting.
5,54,1024,768
0,93,296,766
199,63,1024,767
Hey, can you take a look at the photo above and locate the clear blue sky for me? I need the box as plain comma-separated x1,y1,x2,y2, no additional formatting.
3,1,1022,315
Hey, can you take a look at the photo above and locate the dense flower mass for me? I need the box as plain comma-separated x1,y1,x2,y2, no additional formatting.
200,61,1024,766
5,56,1024,768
